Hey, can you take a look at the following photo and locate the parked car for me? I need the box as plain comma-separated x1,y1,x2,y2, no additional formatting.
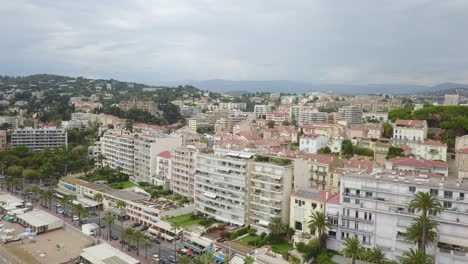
73,215,79,221
57,209,64,214
131,223,141,228
140,225,149,231
111,234,119,240
168,255,176,263
99,223,106,228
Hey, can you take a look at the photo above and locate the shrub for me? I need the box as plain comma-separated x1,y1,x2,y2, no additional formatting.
296,240,320,261
248,228,257,235
316,251,338,264
229,226,250,240
219,231,231,239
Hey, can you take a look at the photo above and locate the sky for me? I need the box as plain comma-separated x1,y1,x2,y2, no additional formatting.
1,0,468,85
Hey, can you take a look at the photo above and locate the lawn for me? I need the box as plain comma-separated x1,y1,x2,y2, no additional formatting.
108,181,137,189
271,239,294,254
238,234,259,245
166,213,207,227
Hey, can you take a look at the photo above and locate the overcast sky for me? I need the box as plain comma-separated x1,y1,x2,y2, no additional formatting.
1,0,468,85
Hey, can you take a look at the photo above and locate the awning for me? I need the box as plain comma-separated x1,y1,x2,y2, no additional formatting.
204,192,217,199
439,233,468,247
239,153,253,159
227,152,240,157
258,220,269,226
54,193,64,199
77,197,99,207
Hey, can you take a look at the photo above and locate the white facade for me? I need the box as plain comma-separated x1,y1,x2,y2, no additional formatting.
335,172,468,263
393,120,428,143
154,153,171,187
171,146,197,199
249,158,293,234
11,127,67,151
444,94,459,106
407,141,448,162
254,105,271,118
362,112,388,122
194,149,252,226
100,130,181,181
338,106,363,125
299,134,328,154
298,109,328,126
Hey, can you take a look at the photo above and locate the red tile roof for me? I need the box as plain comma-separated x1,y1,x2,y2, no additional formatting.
157,151,171,159
395,119,426,127
458,148,468,154
388,157,448,168
422,140,446,147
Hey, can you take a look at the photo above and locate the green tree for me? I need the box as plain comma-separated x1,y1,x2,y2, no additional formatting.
142,239,152,259
103,214,116,241
399,249,432,264
366,248,387,264
244,256,255,264
94,193,104,236
178,255,192,264
408,192,442,253
133,230,145,256
405,215,438,251
200,252,216,264
382,122,393,138
342,237,365,264
22,169,38,181
117,201,127,240
342,139,355,158
7,165,23,178
388,108,412,122
307,211,332,250
268,217,287,236
317,147,332,155
170,222,182,263
267,120,275,128
386,147,405,159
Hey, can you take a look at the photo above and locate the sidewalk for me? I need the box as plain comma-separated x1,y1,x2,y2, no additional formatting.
4,189,157,264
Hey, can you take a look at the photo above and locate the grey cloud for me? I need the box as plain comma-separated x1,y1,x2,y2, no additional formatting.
1,0,467,85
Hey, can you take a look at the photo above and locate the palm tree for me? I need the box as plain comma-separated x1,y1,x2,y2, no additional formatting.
124,227,136,249
44,190,54,210
30,185,41,205
342,237,365,264
133,230,145,256
244,256,255,264
94,193,103,235
268,217,287,236
308,211,332,250
399,249,432,264
116,200,127,239
103,214,116,241
178,255,192,264
65,194,77,214
73,204,88,225
366,248,387,264
405,215,438,250
39,190,47,208
142,239,152,259
170,222,181,263
200,252,215,264
409,192,442,253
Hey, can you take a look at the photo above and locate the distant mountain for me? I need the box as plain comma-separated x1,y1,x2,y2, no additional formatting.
164,79,468,95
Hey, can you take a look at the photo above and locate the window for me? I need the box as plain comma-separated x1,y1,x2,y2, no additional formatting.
356,190,361,196
365,192,373,198
430,189,439,196
460,193,465,200
328,231,336,238
409,186,416,193
444,191,453,199
355,199,360,205
443,201,452,209
363,236,367,243
343,197,350,203
364,212,368,220
347,209,350,216
369,213,372,220
355,211,359,218
295,221,303,231
355,222,359,229
341,232,345,239
345,188,350,195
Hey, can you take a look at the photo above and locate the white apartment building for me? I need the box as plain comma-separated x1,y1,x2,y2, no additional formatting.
265,112,289,125
337,172,468,263
299,134,328,154
194,149,253,226
362,112,388,123
393,120,428,143
249,156,294,234
171,146,197,199
444,94,459,106
100,129,182,181
154,151,171,188
338,106,363,125
298,109,328,126
386,157,449,176
11,127,67,151
0,116,22,129
407,140,448,162
254,105,272,118
290,105,301,121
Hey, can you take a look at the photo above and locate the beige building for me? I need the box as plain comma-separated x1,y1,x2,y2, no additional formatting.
444,94,459,105
119,100,159,116
248,156,294,234
171,146,197,199
0,130,7,151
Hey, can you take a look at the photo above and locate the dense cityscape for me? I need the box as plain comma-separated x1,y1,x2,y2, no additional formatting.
0,74,466,264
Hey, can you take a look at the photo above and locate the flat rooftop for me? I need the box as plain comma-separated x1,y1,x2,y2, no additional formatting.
17,209,63,228
343,171,468,191
81,243,140,264
135,197,182,211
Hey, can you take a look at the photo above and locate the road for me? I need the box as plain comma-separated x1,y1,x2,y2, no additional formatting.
1,186,179,264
